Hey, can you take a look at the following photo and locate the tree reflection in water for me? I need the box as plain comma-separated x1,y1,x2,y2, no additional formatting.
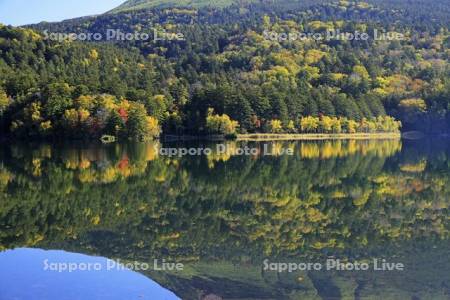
0,139,449,299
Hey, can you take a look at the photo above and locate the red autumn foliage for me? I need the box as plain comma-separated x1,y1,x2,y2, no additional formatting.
118,108,128,122
117,156,129,170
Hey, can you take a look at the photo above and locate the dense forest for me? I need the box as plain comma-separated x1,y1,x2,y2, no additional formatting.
0,0,449,139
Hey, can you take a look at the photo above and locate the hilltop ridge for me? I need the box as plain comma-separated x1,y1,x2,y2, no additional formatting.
109,0,259,12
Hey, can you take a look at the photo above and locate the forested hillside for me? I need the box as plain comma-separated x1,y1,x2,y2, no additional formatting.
0,0,449,139
110,0,258,12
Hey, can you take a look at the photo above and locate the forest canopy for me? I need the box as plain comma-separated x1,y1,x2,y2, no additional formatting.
0,0,449,139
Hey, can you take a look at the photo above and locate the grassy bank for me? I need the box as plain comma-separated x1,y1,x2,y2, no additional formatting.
236,132,402,141
160,132,402,142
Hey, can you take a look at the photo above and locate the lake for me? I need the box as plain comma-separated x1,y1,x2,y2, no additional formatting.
0,138,449,299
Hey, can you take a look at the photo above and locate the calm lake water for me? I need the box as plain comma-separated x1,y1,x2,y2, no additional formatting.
0,138,449,299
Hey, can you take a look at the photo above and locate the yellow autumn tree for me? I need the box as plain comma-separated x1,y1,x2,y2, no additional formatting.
39,121,52,135
268,119,283,133
146,116,161,138
300,116,320,133
0,89,9,115
343,118,358,133
319,116,334,133
206,109,239,135
331,117,342,133
352,65,370,81
305,49,328,64
74,95,95,110
89,49,99,60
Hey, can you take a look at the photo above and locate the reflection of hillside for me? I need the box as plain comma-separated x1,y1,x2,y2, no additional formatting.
299,139,402,159
2,140,402,181
1,140,449,298
0,140,448,254
139,243,450,300
205,139,402,165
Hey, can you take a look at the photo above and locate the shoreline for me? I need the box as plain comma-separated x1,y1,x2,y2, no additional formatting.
6,132,450,143
159,132,402,142
236,133,402,141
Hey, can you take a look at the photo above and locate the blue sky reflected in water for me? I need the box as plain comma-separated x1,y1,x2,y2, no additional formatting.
0,248,180,300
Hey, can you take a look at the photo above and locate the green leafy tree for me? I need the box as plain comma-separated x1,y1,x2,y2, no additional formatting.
43,83,73,118
127,102,152,140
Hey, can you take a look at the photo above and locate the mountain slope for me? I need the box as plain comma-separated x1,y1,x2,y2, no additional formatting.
4,0,450,137
110,0,257,12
